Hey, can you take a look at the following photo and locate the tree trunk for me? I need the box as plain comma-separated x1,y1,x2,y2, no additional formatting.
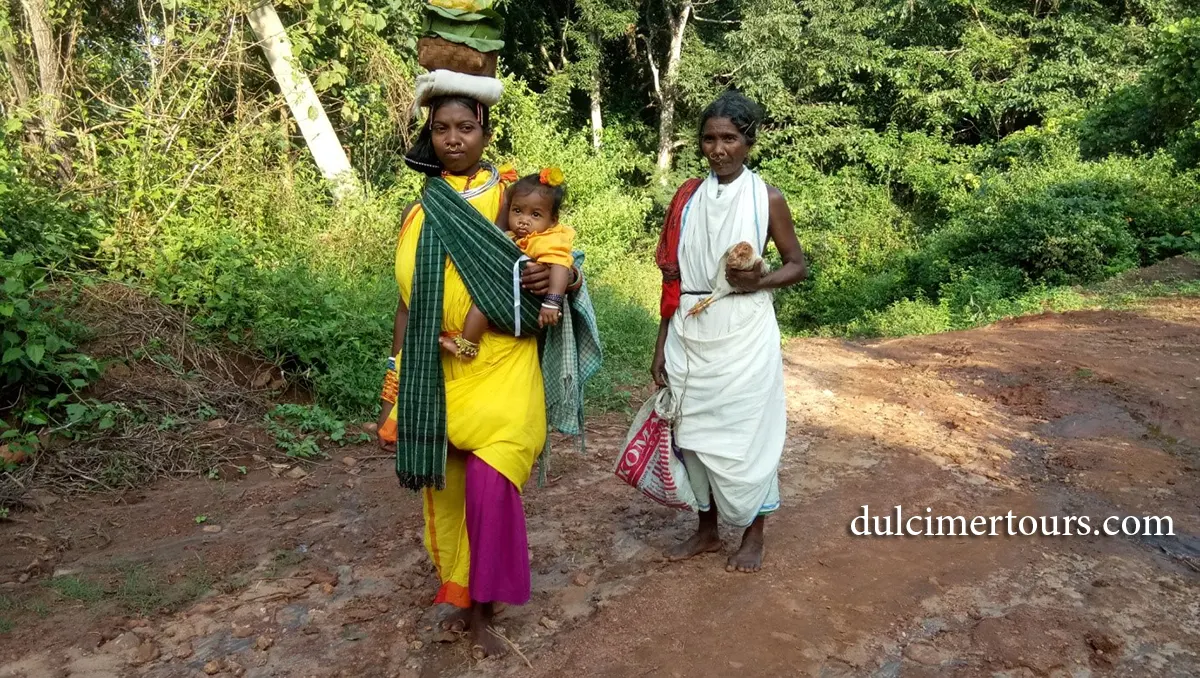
19,0,62,140
654,1,692,176
589,34,603,150
0,15,31,109
248,2,361,201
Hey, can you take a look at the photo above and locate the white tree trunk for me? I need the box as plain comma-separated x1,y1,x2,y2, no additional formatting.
589,61,603,150
654,1,692,176
248,3,361,201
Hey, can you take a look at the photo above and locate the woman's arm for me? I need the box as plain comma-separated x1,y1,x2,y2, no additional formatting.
522,262,584,294
726,185,808,292
373,203,418,445
650,316,671,387
390,297,410,356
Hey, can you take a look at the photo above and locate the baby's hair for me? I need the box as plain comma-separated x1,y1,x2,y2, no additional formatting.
698,90,764,148
510,173,566,220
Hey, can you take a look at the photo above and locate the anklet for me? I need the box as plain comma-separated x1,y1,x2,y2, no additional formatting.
453,336,480,358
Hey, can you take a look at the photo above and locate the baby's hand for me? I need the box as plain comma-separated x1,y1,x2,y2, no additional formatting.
539,306,562,328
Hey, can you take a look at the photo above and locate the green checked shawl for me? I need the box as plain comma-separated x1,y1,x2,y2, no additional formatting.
543,252,602,438
396,176,545,491
535,253,603,485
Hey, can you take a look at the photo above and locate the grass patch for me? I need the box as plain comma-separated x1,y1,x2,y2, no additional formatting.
824,271,1200,340
587,282,659,412
0,596,13,633
45,564,215,615
48,575,106,603
114,564,215,614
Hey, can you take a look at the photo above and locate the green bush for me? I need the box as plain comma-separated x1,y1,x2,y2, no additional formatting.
1,253,100,457
0,136,103,454
0,137,102,266
845,296,951,338
764,127,1200,339
767,161,918,329
919,155,1199,290
1080,18,1200,169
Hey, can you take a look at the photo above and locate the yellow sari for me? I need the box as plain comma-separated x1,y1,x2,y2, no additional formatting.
386,169,546,607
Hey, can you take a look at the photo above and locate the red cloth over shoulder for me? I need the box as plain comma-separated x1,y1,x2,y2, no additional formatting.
654,178,704,319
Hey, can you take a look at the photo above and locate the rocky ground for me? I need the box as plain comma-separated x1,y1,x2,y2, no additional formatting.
1,297,1198,678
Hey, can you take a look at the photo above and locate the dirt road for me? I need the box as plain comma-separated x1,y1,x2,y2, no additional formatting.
2,299,1198,677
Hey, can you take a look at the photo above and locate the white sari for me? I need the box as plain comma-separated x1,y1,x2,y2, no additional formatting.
663,168,787,527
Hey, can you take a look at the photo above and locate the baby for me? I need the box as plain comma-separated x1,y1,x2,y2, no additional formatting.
441,168,576,359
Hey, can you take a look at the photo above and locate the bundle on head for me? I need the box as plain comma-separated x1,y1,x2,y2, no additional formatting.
418,0,504,77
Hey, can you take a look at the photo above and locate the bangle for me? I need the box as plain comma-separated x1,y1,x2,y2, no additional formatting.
543,293,564,308
453,336,480,358
381,368,399,405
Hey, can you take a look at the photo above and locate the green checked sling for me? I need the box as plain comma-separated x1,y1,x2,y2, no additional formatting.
396,176,546,491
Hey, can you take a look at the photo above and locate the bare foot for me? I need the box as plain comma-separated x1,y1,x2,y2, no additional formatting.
469,603,508,658
726,517,765,573
666,530,722,561
666,508,721,561
439,607,471,633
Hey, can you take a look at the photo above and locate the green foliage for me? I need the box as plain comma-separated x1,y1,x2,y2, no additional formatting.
1,254,100,453
1150,230,1200,256
265,403,369,458
1080,18,1200,168
919,154,1200,286
0,140,101,265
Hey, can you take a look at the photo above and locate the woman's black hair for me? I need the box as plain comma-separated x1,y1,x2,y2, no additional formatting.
403,95,493,177
509,173,566,220
698,90,764,149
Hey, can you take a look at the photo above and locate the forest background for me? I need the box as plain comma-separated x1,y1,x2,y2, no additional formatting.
2,0,1199,460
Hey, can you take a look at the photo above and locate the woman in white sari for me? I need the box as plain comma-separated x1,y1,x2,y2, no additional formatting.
652,91,808,573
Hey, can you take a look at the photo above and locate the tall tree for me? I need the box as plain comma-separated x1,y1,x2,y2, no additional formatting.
0,2,31,111
248,2,361,201
642,0,692,175
6,0,80,177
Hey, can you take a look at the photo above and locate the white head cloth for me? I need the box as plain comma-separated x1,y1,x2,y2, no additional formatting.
411,69,504,117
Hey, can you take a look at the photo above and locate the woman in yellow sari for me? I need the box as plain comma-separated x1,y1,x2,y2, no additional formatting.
371,95,580,656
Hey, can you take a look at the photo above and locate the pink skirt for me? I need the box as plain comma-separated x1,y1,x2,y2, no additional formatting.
465,454,531,605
